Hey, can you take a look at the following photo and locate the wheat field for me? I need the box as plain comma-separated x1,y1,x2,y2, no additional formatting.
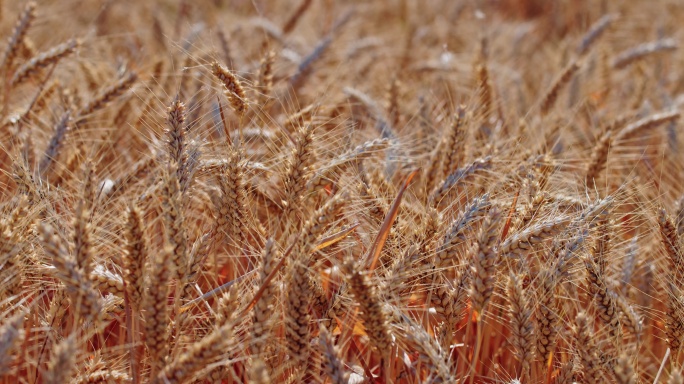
2,0,684,383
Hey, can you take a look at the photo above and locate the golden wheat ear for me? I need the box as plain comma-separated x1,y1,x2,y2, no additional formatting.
211,61,248,118
11,38,80,86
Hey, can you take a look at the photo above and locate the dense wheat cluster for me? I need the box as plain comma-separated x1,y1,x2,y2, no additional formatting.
4,0,684,383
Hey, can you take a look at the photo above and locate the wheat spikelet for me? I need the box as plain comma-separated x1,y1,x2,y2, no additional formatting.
501,215,571,257
249,358,271,384
385,76,401,128
306,138,389,193
0,197,28,302
90,264,124,297
284,194,346,373
142,244,173,376
574,312,603,384
250,238,278,356
535,267,559,363
161,169,187,281
299,193,347,254
437,267,469,350
165,98,186,170
322,284,348,328
283,0,313,34
40,223,102,325
584,258,622,341
45,335,76,384
404,322,453,383
575,196,615,230
507,273,534,381
152,322,234,384
309,274,330,320
39,111,70,176
429,156,492,206
255,50,275,105
12,156,40,203
440,105,468,180
659,209,684,281
123,204,146,312
585,129,612,189
612,38,678,69
0,2,35,72
283,122,316,219
290,31,338,91
423,139,446,194
0,311,25,374
615,110,680,141
470,206,501,317
211,61,248,116
615,294,642,340
540,61,580,116
284,252,314,365
476,64,494,119
213,148,247,252
73,165,95,277
676,196,684,237
77,72,137,118
74,370,130,383
612,353,636,384
435,193,490,268
318,324,348,384
577,14,618,55
555,360,576,384
428,273,461,332
515,186,546,231
342,257,392,354
284,104,316,134
666,285,684,356
11,38,79,86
